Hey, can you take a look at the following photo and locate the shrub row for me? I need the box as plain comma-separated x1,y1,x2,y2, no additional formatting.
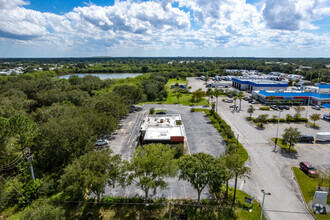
259,107,270,110
247,117,308,124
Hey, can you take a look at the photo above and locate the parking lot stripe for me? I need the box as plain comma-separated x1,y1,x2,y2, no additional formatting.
268,124,275,128
306,144,323,154
296,144,312,153
314,144,330,153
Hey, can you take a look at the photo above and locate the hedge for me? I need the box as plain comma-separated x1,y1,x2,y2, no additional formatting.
259,107,270,110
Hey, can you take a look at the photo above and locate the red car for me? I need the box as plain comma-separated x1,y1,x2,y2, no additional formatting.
299,162,319,177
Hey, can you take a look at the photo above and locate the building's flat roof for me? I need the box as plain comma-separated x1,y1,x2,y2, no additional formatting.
318,84,330,89
141,114,184,141
258,90,330,99
232,77,288,87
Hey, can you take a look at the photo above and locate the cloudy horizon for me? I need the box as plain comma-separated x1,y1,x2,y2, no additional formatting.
0,0,329,57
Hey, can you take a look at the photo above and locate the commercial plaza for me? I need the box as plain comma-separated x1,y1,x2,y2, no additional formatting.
253,90,330,106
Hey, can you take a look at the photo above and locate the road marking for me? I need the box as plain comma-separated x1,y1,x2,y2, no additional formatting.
306,144,322,154
296,144,312,153
268,124,275,128
314,144,330,153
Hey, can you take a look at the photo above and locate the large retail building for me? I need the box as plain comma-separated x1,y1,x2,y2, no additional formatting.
232,77,288,91
253,90,330,106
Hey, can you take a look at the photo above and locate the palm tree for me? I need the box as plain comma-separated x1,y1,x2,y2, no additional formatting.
247,105,255,119
268,96,276,105
206,88,213,105
238,92,243,111
310,113,321,127
213,89,221,112
176,92,182,104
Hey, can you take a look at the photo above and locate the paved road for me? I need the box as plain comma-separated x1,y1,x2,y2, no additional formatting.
217,98,314,220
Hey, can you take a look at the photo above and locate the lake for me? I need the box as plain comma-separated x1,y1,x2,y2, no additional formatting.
57,73,142,80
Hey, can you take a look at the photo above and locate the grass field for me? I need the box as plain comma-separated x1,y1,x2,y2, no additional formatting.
271,137,297,153
293,167,329,220
142,78,208,106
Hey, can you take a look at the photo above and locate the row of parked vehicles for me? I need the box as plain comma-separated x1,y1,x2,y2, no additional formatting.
298,132,330,142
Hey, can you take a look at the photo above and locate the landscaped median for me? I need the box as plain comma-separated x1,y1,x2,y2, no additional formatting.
271,137,297,153
292,167,330,220
192,108,249,162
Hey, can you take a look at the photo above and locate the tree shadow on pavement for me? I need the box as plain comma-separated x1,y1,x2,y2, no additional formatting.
277,148,299,159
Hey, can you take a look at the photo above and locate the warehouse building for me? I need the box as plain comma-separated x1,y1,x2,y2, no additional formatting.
140,114,184,144
253,90,330,106
232,77,288,91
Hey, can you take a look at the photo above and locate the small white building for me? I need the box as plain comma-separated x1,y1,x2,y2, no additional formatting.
140,114,184,144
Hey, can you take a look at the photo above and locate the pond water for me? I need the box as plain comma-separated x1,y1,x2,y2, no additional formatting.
56,73,142,80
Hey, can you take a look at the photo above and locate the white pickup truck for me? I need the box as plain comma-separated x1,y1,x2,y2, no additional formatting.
315,132,330,142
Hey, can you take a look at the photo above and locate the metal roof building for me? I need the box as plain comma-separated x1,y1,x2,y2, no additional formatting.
232,77,288,91
253,90,330,106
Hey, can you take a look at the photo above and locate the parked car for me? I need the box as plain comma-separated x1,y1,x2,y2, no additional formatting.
323,114,330,121
229,104,238,108
278,105,290,110
95,139,109,146
299,162,319,177
270,105,278,110
155,111,166,115
225,99,233,103
251,101,259,104
312,105,321,110
298,135,314,142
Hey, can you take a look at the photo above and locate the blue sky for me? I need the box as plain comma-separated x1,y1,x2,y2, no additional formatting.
0,0,329,57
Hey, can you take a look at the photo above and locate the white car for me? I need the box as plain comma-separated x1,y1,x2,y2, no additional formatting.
312,105,321,110
323,114,330,121
95,139,109,146
229,104,239,108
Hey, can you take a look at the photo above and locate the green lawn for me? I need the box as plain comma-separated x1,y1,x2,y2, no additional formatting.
271,138,297,153
142,78,208,106
293,167,329,219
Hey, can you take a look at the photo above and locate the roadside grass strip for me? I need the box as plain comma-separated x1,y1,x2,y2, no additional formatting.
293,167,330,220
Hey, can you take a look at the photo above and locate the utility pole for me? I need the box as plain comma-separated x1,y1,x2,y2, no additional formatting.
274,109,282,152
26,147,35,182
305,96,310,126
260,190,271,220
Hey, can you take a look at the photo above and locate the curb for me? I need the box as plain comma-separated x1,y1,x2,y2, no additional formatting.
291,166,317,220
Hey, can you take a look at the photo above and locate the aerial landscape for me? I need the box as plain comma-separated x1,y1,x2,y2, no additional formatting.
0,0,330,220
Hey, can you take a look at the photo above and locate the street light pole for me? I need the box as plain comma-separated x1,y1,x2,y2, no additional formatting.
305,96,310,126
260,190,271,220
274,110,282,152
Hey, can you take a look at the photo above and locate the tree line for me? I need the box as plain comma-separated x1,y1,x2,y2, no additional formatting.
0,72,169,217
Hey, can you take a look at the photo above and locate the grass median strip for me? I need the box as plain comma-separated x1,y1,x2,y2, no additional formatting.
271,137,297,153
293,167,330,220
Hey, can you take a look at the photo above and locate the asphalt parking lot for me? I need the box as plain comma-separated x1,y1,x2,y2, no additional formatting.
231,96,330,169
104,104,226,199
